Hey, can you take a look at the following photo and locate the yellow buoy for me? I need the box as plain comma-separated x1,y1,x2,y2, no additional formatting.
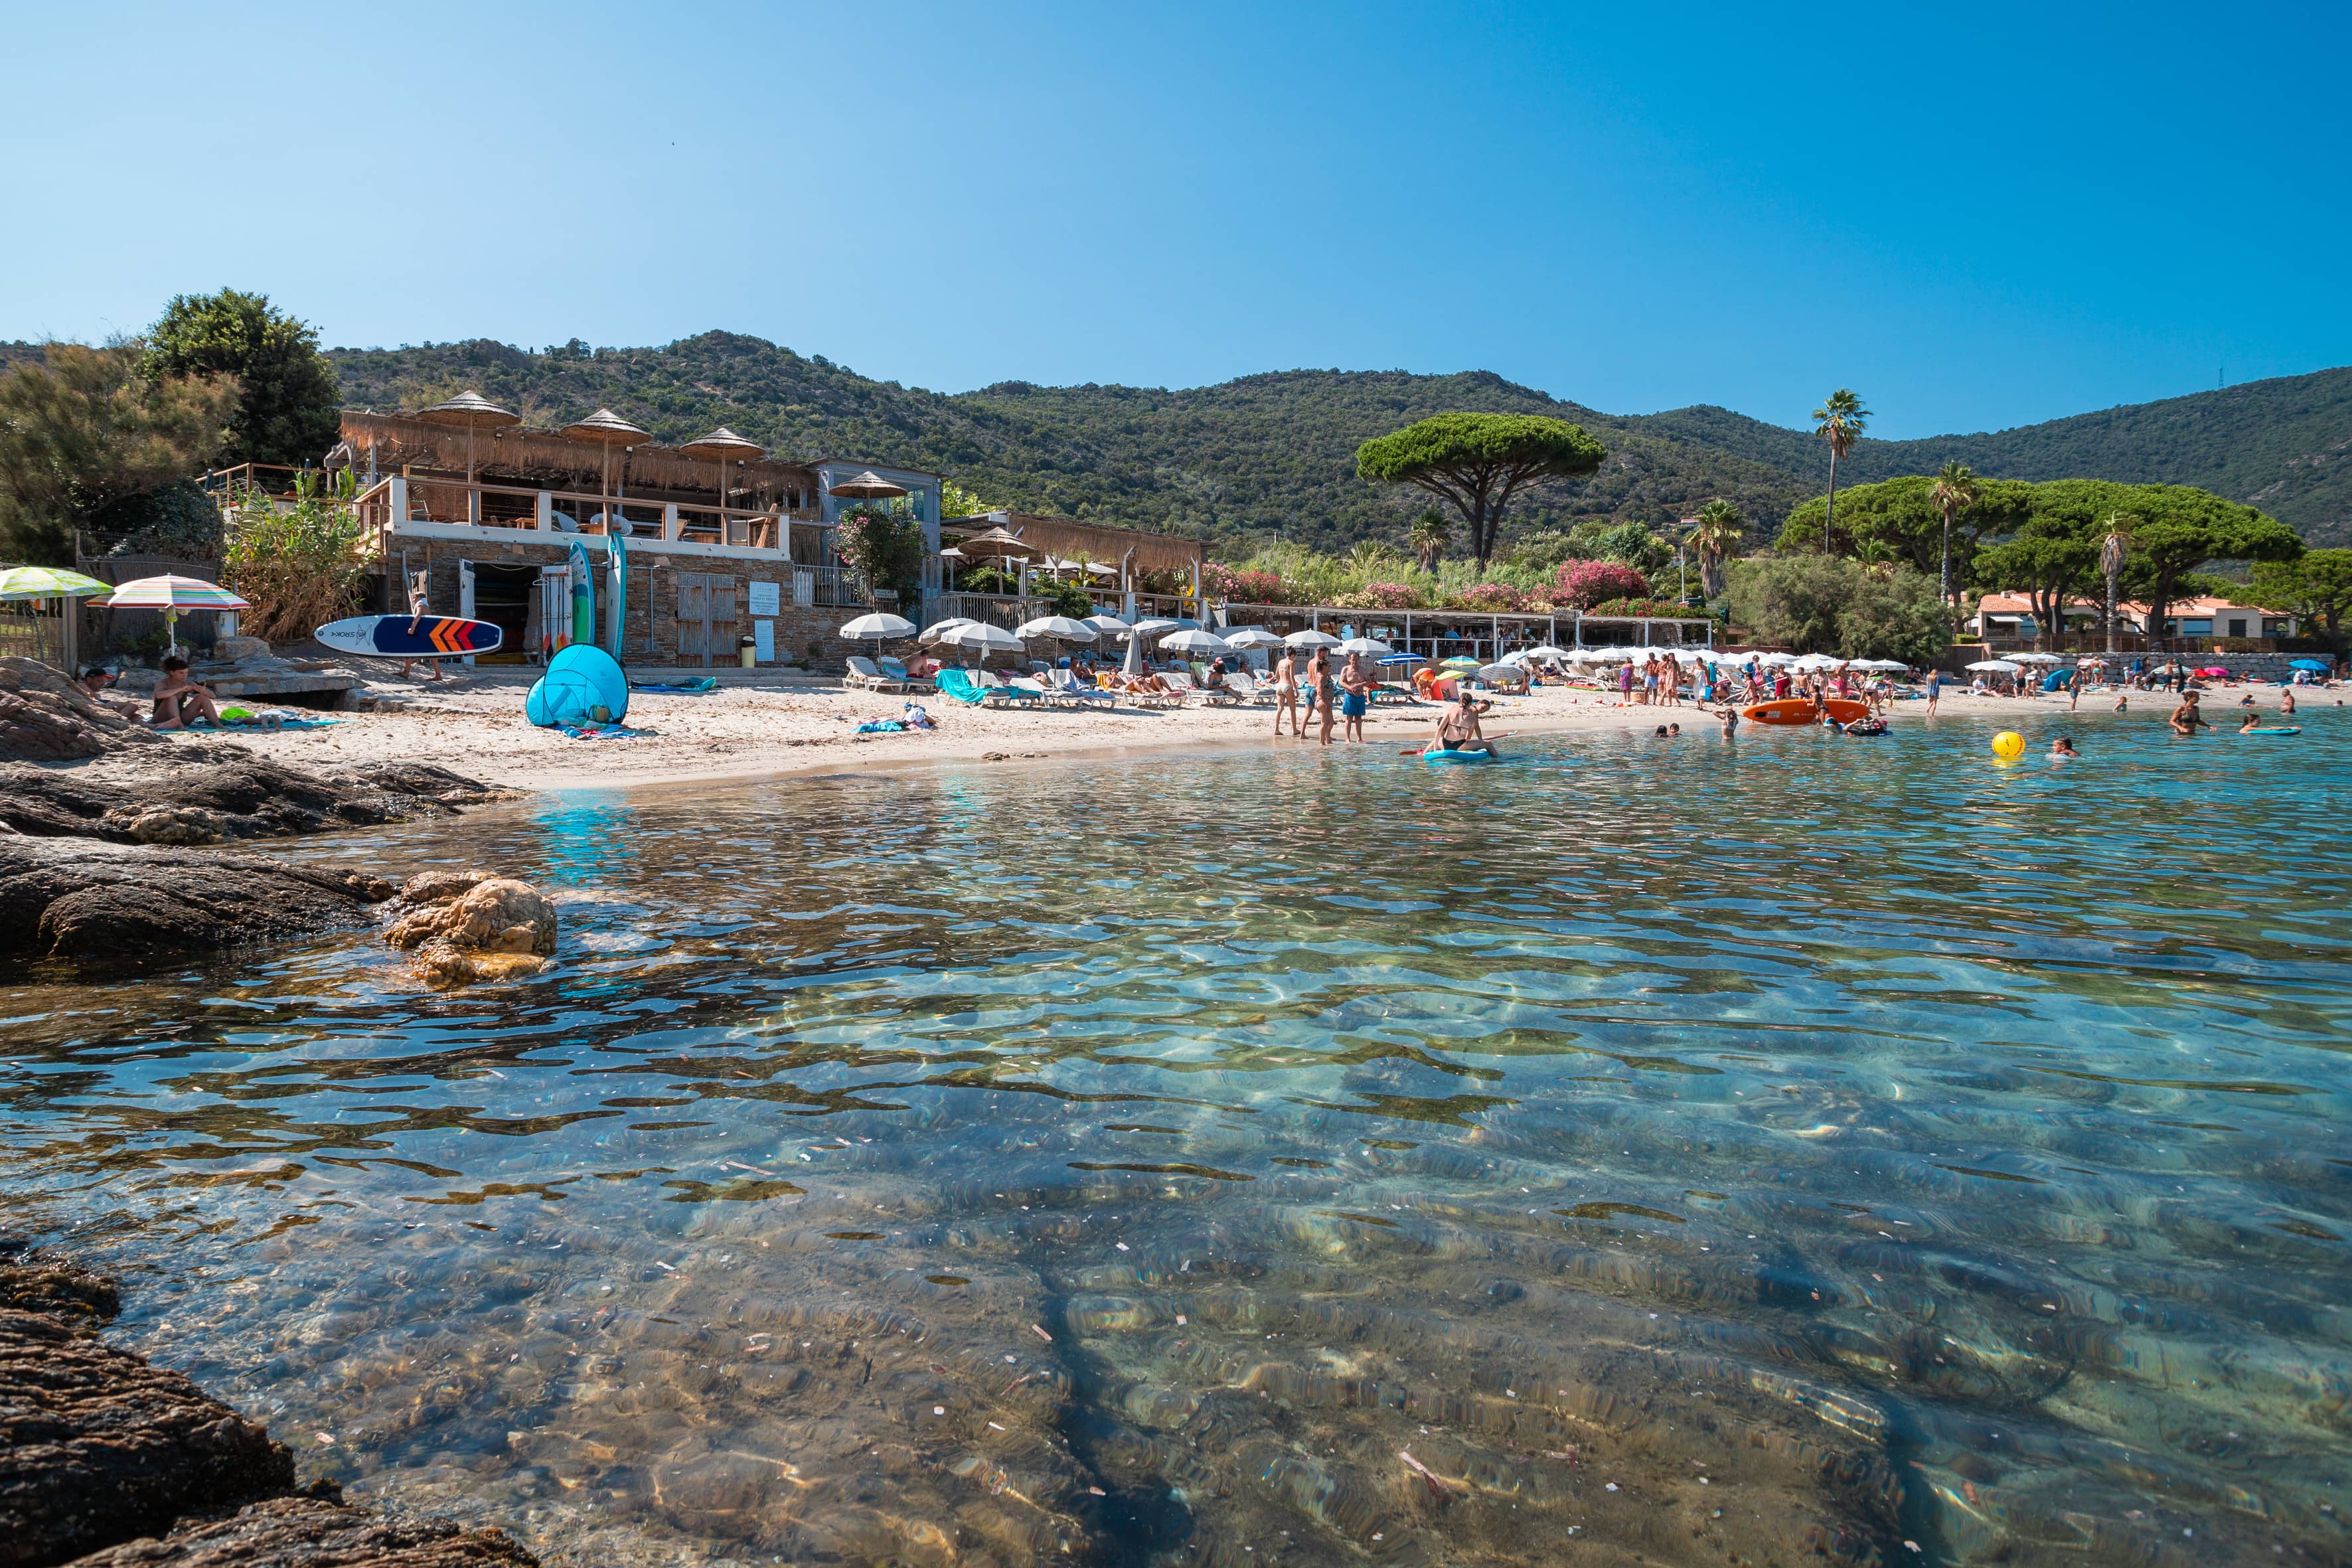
1991,731,2025,759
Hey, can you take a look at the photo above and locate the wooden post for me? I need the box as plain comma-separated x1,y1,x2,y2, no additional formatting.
663,503,682,541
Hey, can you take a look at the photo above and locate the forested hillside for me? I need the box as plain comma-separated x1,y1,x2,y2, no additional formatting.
14,325,2323,550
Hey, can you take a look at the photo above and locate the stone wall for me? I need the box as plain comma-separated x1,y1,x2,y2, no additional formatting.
376,536,886,670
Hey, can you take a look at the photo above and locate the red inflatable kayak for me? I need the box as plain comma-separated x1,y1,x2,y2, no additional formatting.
1743,698,1869,726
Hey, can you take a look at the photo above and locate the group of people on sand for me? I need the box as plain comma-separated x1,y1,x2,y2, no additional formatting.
78,659,224,730
1269,647,1382,745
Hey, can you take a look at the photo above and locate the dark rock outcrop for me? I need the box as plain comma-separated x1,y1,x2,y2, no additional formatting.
0,1256,535,1568
0,658,157,762
0,757,510,846
0,1263,293,1566
0,838,395,961
64,1496,538,1567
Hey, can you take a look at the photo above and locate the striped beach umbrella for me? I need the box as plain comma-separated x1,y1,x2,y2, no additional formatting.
96,574,252,654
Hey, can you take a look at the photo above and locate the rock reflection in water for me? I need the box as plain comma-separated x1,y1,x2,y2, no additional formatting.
4,714,2351,1566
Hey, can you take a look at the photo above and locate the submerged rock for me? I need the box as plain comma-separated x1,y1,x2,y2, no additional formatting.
0,1257,293,1565
64,1495,537,1567
383,871,559,989
0,1255,534,1568
0,837,395,961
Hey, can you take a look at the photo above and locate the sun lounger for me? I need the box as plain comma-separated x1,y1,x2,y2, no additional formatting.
973,669,1044,706
1047,668,1117,707
1221,672,1273,704
847,655,910,692
878,656,915,687
934,668,986,704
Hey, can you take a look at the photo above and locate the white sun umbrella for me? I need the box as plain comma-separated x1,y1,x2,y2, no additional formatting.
1966,659,2022,673
1284,629,1344,650
840,612,915,641
1474,663,1521,682
1081,612,1133,637
1221,625,1285,649
2010,651,2063,665
940,621,1026,665
1517,644,1571,661
921,617,977,643
1015,615,1098,642
1160,627,1233,655
1335,635,1391,655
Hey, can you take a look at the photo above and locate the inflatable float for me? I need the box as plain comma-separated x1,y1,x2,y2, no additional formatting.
1423,745,1494,765
1743,698,1869,726
2243,725,2302,736
316,614,503,657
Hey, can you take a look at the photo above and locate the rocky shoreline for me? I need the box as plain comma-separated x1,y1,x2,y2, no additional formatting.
0,657,518,965
0,1252,534,1567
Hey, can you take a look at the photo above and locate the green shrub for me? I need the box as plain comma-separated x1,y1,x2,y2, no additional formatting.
834,503,925,604
222,471,370,641
1725,555,1950,661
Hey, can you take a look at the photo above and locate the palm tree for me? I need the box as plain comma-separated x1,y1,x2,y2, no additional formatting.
1409,508,1450,572
1685,499,1744,597
1927,461,1979,607
1812,389,1869,555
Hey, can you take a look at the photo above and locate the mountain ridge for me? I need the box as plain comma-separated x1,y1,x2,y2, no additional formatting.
9,332,2344,547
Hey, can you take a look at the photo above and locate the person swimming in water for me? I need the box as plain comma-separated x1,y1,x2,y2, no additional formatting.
2050,735,2078,758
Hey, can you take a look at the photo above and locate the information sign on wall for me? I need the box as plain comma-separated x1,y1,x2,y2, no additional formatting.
747,579,781,617
753,620,775,662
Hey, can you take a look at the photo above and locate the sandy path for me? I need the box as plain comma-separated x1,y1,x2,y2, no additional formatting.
210,671,2128,792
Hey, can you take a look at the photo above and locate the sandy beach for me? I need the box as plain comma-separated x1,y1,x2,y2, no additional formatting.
210,668,2126,791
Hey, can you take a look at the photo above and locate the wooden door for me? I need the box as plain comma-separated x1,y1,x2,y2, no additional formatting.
711,578,739,663
678,573,710,665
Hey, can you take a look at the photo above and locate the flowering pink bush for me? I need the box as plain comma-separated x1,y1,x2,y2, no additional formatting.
1449,582,1528,612
1358,581,1418,609
1205,563,1289,603
1555,559,1650,609
1587,597,1694,618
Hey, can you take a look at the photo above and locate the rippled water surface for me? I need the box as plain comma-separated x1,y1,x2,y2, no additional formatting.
6,708,2351,1567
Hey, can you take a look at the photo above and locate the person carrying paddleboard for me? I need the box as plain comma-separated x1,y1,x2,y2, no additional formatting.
1431,686,1500,759
399,569,443,682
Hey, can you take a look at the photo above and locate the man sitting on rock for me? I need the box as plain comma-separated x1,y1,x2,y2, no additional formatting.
150,656,225,730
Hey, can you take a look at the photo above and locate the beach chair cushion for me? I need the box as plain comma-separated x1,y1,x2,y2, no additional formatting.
934,668,986,704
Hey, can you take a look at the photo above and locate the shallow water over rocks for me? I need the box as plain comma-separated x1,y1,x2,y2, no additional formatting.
5,709,2350,1565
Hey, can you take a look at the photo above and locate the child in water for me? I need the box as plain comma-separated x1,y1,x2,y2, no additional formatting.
2049,736,2078,759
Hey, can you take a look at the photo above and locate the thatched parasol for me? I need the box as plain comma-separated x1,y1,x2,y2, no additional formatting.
950,525,1034,562
830,469,908,500
680,427,765,534
562,408,651,533
418,392,520,521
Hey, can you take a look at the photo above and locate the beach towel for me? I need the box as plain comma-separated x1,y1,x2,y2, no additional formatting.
556,723,648,740
854,718,908,734
630,677,720,694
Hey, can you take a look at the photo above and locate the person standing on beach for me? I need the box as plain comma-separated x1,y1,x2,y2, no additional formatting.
1273,647,1303,738
1338,651,1373,744
1618,660,1635,705
399,569,444,682
1924,666,1941,715
1311,650,1338,745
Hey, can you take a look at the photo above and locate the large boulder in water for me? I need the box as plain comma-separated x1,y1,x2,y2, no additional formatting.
0,836,396,961
0,755,511,844
382,870,558,988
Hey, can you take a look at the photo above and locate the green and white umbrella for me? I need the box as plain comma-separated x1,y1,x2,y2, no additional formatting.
0,566,111,599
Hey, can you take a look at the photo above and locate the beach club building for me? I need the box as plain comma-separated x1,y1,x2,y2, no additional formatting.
302,400,945,668
1970,591,2296,644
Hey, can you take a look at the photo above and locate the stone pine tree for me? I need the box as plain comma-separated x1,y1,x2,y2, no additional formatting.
1811,389,1868,556
1356,413,1605,568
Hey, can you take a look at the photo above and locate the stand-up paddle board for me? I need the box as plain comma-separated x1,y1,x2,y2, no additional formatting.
316,615,504,658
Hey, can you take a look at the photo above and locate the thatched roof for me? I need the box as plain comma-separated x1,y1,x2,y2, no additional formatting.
340,411,818,497
416,391,519,428
945,512,1204,577
680,427,764,460
561,408,652,443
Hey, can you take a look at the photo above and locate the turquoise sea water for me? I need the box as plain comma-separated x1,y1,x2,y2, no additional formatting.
4,706,2350,1567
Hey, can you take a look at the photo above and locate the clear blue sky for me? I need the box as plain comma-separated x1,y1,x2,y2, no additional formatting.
5,1,2345,438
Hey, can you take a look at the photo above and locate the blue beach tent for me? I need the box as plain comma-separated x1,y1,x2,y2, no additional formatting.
526,643,629,727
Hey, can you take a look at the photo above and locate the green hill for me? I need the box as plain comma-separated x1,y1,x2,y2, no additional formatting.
19,329,2342,549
